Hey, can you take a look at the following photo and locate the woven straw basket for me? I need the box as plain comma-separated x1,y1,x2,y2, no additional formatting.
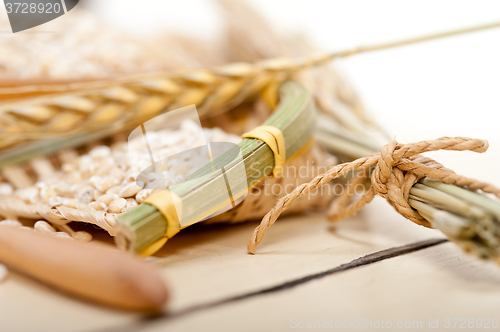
0,105,338,238
0,1,375,247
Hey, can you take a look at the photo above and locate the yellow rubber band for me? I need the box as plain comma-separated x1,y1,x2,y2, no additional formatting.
139,190,182,256
242,125,286,177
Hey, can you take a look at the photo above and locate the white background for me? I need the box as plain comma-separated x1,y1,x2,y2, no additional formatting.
87,0,500,183
0,0,472,184
1,0,498,178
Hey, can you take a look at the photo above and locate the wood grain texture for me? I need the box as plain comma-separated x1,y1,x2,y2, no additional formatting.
130,242,500,332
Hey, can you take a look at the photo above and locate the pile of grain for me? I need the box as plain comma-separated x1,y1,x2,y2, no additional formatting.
0,122,240,240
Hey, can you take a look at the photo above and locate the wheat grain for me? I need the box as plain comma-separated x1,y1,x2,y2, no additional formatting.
34,220,56,235
124,199,138,213
108,198,127,214
78,186,94,204
96,193,119,206
0,184,13,196
119,182,143,198
0,123,240,236
89,201,107,212
0,220,22,227
62,198,78,209
47,196,64,208
0,264,7,283
53,232,73,241
72,231,92,242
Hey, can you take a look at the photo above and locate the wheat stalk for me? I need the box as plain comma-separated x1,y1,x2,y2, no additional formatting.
1,21,498,159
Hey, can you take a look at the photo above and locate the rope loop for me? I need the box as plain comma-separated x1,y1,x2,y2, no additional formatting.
247,136,498,254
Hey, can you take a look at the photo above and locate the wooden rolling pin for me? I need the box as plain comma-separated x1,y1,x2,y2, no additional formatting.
0,225,168,313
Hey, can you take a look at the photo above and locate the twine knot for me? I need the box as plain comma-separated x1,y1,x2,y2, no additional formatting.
248,136,494,254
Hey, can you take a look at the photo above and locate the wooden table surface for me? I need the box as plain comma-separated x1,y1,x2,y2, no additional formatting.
1,126,499,332
2,156,500,331
1,2,499,330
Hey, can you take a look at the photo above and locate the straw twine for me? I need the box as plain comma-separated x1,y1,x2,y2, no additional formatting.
0,198,117,235
248,136,500,253
3,20,496,150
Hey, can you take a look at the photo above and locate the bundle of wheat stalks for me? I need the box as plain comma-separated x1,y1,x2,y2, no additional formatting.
0,0,499,268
